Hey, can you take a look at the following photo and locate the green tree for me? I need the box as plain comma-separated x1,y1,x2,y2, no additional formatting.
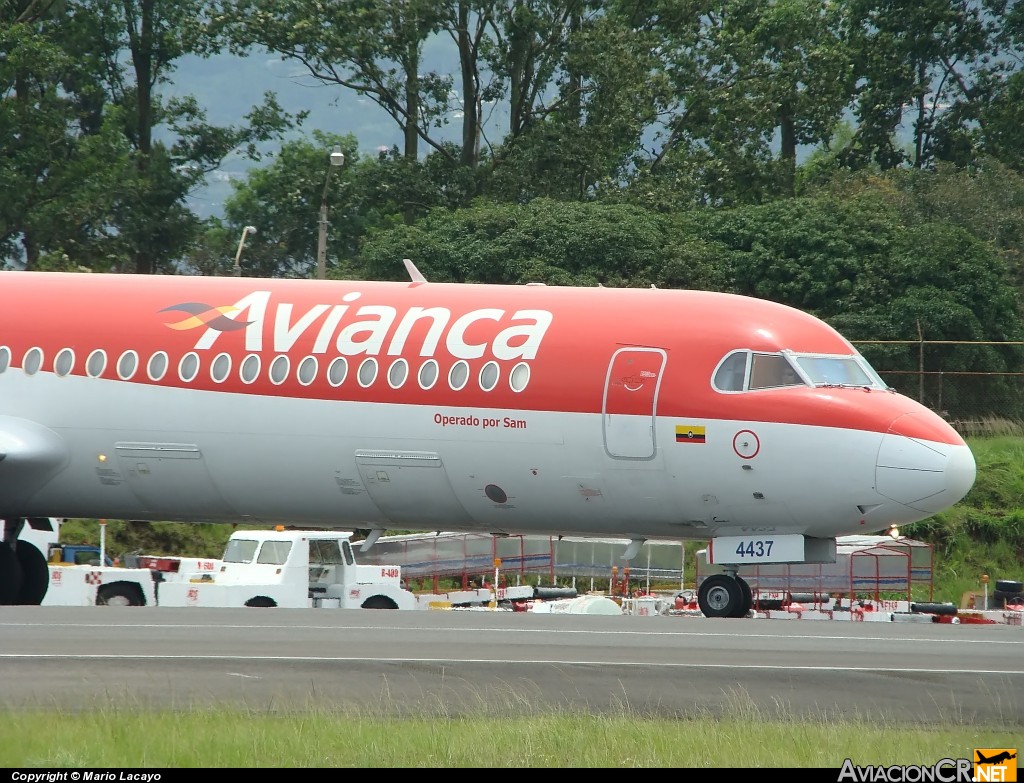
483,2,663,202
217,0,448,163
806,159,1024,293
625,0,853,205
70,0,298,273
840,0,995,170
937,2,1024,172
215,2,660,211
358,197,727,290
0,2,132,269
188,131,363,279
964,70,1024,172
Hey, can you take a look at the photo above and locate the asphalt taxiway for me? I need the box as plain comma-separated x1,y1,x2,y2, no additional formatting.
1,606,1021,724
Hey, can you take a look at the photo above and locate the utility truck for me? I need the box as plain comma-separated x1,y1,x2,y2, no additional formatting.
157,527,535,609
15,518,221,607
44,543,220,607
14,520,547,609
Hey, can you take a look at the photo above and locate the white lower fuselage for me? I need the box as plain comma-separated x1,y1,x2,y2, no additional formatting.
0,371,969,544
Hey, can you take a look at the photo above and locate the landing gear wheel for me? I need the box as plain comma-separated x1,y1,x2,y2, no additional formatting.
15,543,49,605
698,574,743,618
0,545,23,606
732,576,753,618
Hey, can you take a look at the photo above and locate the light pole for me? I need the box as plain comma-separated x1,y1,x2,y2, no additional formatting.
232,225,257,277
316,145,345,280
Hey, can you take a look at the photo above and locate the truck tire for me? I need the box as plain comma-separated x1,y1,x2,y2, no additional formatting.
533,586,577,600
995,579,1023,594
244,596,276,607
788,592,816,604
910,602,957,616
96,582,145,607
993,590,1023,608
1006,594,1024,607
361,595,399,609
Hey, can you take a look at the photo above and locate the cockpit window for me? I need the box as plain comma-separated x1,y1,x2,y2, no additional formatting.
713,349,887,393
749,353,806,390
713,351,749,392
794,355,875,388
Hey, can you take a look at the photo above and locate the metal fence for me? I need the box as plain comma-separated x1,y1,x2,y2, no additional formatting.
696,535,934,603
355,531,686,591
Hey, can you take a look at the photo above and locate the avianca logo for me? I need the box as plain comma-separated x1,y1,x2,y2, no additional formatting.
161,303,252,332
161,291,553,361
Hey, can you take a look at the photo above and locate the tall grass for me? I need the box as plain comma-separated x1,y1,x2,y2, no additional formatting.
905,436,1024,603
2,705,1020,767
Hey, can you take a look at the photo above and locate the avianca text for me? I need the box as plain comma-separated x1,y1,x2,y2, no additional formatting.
183,291,553,362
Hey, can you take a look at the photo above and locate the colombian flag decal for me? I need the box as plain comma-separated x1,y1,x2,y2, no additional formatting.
676,424,706,444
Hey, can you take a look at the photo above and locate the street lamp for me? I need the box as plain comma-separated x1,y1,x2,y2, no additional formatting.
232,225,257,277
316,145,345,280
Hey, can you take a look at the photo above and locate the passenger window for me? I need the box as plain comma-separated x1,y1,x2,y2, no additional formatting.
714,351,749,391
749,353,804,390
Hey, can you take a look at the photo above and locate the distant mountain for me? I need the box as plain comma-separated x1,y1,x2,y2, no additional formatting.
165,44,911,222
168,35,517,221
167,49,404,219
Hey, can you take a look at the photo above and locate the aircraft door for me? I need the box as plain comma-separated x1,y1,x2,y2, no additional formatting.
603,347,666,459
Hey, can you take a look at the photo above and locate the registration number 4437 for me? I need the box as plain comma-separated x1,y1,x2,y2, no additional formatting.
736,540,773,558
708,534,805,565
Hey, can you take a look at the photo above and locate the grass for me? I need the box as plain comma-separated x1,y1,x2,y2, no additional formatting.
904,435,1024,603
2,705,1020,767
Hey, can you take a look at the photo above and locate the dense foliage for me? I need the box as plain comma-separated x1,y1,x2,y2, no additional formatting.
5,1,1024,265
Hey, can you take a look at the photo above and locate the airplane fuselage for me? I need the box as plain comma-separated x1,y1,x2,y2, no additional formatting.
0,273,975,555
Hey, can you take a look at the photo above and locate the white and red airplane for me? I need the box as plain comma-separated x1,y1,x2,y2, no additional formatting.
0,263,976,616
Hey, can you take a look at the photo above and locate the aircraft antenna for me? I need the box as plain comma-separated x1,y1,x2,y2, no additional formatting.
403,258,427,283
360,528,385,552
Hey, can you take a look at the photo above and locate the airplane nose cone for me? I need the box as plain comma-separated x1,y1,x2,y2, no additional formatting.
875,419,976,514
946,443,977,506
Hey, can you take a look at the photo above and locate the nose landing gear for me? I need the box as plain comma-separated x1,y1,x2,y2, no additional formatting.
697,571,753,618
1,518,50,606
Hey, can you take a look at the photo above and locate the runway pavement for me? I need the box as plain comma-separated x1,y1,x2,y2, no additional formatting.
1,606,1021,725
